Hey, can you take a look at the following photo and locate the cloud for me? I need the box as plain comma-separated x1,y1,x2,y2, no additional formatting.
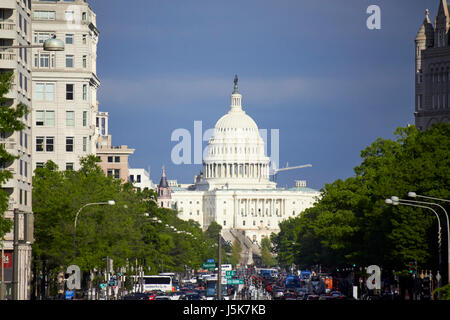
98,69,409,113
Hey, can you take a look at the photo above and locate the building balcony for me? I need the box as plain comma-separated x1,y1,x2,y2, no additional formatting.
0,21,16,39
0,52,16,70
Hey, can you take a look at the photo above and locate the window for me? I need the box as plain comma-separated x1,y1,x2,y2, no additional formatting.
39,53,50,68
35,83,54,101
82,12,87,21
82,34,87,45
417,95,423,110
66,163,74,171
36,137,44,152
36,163,44,168
129,175,134,182
115,156,120,163
66,55,74,68
34,32,52,44
83,111,87,126
66,84,74,100
36,136,54,152
83,137,87,152
111,170,123,180
66,111,74,127
107,156,113,163
137,175,141,183
82,55,87,68
82,84,88,101
65,11,74,21
35,110,54,126
34,11,56,20
66,137,74,152
46,137,54,152
65,34,74,44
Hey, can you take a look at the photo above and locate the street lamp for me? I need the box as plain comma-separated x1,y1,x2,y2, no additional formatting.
407,192,450,284
0,36,65,51
74,201,116,260
386,198,444,282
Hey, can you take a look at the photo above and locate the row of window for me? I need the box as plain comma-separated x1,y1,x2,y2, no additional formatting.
35,136,88,152
417,93,450,110
35,110,88,127
36,162,74,171
107,156,121,163
34,7,88,22
19,189,30,207
107,169,120,179
18,72,29,94
19,159,29,178
34,53,89,69
129,174,142,183
34,32,88,45
35,83,88,101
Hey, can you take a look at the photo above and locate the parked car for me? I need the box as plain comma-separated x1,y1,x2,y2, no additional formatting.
123,293,151,300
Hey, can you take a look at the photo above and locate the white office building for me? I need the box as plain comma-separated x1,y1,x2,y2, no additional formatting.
1,0,34,300
31,0,100,171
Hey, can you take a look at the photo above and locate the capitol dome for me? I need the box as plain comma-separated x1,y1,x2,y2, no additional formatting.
198,76,276,191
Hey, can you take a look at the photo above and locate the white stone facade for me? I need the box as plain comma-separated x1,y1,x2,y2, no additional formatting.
170,78,321,245
129,168,154,191
1,0,33,300
31,0,100,171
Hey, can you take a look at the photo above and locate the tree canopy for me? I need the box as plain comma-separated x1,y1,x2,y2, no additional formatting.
32,156,224,276
0,71,29,239
272,124,450,276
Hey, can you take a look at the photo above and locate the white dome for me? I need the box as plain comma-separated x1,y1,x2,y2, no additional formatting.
215,109,259,131
197,76,276,191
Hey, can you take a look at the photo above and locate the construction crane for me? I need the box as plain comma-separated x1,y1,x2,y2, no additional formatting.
269,163,312,183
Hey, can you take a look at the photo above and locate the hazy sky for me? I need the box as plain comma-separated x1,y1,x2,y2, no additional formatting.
87,0,437,190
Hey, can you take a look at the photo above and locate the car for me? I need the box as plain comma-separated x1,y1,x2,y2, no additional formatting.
273,289,284,299
123,293,152,300
183,293,204,300
329,291,345,299
306,294,320,300
154,295,171,300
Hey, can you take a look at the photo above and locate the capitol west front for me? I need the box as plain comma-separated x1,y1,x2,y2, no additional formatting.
159,78,321,249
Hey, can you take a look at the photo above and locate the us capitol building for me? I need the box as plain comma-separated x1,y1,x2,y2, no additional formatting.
156,77,321,258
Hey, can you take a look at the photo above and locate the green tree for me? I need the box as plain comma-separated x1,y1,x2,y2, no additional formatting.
273,124,450,274
261,237,276,267
230,239,242,266
0,71,29,239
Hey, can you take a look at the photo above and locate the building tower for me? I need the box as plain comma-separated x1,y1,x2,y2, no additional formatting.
0,0,33,300
157,166,171,208
31,0,100,170
414,0,450,130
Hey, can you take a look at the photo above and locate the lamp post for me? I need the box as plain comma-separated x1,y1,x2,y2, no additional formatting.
73,200,115,261
385,199,443,275
407,193,450,285
0,37,65,51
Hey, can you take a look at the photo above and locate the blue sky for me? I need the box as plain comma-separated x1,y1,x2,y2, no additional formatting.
87,0,437,190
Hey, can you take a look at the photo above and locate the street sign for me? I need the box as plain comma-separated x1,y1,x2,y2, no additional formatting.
226,271,236,276
227,279,244,285
224,276,233,280
202,263,216,269
206,259,215,263
65,290,75,300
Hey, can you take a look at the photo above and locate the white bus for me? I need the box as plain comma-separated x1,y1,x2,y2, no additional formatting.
134,275,174,293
